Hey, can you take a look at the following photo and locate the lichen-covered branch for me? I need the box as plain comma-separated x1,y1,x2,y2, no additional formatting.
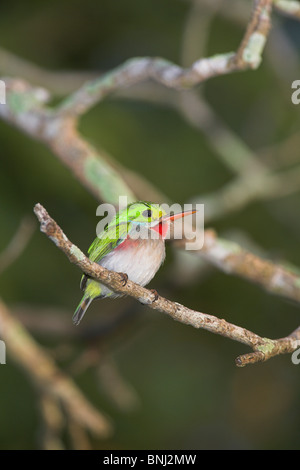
33,203,300,366
235,325,300,366
55,0,273,117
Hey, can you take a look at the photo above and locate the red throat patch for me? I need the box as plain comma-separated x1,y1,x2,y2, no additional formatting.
150,221,169,239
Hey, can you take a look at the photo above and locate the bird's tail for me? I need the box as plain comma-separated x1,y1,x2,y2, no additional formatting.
72,294,93,326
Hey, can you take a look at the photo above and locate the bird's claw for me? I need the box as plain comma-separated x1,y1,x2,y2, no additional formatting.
118,272,128,286
150,289,159,302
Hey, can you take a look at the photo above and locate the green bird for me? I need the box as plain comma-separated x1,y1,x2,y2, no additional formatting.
73,201,194,325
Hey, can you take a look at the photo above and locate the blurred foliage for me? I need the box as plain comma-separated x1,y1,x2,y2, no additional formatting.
1,0,300,450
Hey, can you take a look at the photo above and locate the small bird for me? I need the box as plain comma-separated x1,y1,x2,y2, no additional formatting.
73,201,195,325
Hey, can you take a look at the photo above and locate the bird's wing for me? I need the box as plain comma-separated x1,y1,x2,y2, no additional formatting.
88,221,130,263
80,221,130,291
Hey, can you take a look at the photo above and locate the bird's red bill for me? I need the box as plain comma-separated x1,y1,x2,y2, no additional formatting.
162,210,196,222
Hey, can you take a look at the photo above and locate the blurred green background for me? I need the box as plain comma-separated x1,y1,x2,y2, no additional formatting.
1,0,300,450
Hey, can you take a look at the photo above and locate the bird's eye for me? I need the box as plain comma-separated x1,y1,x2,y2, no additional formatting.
142,209,152,218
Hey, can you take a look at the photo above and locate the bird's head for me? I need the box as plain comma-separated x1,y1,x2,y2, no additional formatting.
122,201,195,240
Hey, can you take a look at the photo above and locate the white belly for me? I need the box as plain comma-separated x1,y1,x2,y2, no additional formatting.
99,238,165,297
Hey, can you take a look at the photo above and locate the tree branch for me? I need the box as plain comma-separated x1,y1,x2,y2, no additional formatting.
55,0,273,117
33,203,300,367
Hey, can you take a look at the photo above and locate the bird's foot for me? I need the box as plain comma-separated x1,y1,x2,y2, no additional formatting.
150,289,159,302
118,272,128,286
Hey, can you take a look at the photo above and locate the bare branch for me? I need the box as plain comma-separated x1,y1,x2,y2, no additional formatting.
33,203,300,366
